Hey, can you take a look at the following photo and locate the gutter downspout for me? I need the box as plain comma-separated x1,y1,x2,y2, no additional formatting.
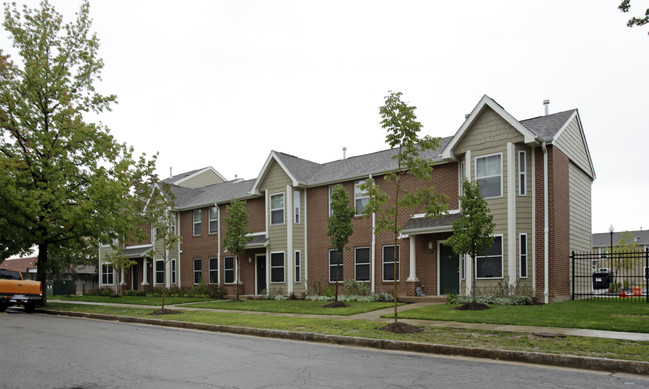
370,174,376,294
541,141,549,304
216,203,221,286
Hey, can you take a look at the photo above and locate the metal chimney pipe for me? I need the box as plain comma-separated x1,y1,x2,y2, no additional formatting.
343,147,347,160
543,99,550,116
169,167,173,178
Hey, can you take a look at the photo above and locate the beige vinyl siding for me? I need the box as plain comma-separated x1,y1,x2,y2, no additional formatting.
178,170,225,189
292,190,306,294
454,107,524,155
262,161,291,252
554,118,594,178
569,162,592,252
516,147,533,287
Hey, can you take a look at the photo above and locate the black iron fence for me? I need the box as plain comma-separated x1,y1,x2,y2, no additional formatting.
571,249,648,302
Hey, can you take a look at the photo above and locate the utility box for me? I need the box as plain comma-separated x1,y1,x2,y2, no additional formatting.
592,270,612,290
52,280,75,296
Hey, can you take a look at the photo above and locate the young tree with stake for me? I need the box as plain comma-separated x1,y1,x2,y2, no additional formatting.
326,184,355,304
223,199,252,301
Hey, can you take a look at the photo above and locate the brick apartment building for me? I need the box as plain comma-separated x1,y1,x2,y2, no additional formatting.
99,95,595,303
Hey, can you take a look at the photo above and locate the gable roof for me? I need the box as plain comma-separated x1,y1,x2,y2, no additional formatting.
171,178,256,211
520,109,578,141
592,230,649,248
163,167,226,187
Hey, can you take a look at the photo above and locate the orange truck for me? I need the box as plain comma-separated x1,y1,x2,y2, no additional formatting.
0,269,43,313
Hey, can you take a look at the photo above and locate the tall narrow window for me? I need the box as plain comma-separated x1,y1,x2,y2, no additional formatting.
329,249,343,283
101,264,114,285
270,193,285,225
193,209,202,236
354,181,369,215
155,259,164,284
171,259,177,284
294,251,301,283
460,161,466,195
476,236,503,279
209,257,218,284
355,247,370,282
328,186,335,216
476,154,502,198
224,256,234,284
270,252,285,283
193,258,202,284
382,245,400,282
209,206,218,234
294,190,301,224
519,151,527,196
519,234,528,278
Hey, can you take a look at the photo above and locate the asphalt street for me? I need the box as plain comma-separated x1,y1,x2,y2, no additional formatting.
1,309,648,389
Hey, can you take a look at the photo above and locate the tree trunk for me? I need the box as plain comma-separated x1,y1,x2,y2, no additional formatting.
37,243,49,306
235,255,240,301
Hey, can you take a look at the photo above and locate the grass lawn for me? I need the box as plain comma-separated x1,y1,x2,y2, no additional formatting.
186,300,398,316
52,295,213,306
396,300,649,333
43,302,649,362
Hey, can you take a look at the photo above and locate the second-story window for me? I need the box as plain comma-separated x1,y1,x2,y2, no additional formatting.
354,181,369,215
476,154,502,199
270,193,284,225
193,209,202,236
328,186,335,216
209,206,218,234
519,151,527,196
294,190,301,224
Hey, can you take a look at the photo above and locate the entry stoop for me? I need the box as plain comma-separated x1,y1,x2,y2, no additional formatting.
398,296,448,304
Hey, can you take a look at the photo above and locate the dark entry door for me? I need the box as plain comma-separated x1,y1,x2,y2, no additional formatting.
439,244,459,295
131,264,139,290
256,255,266,295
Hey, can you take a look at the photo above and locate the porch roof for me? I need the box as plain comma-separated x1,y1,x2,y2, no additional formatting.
402,213,462,235
246,233,269,249
123,245,153,258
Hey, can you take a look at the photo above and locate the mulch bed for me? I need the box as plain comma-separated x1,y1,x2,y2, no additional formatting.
454,302,491,311
379,322,424,334
150,308,182,315
322,301,349,308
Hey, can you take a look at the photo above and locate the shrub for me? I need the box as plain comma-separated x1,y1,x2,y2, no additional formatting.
321,285,336,298
87,287,113,296
448,294,532,306
343,279,370,296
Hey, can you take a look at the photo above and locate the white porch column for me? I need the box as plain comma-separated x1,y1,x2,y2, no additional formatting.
120,268,126,285
142,258,149,286
407,235,419,282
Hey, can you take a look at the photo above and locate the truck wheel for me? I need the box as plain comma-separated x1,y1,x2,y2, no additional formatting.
24,303,36,313
0,303,8,312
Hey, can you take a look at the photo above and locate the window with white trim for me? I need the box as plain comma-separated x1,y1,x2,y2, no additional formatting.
329,249,343,282
461,254,466,280
460,161,466,195
193,209,202,236
354,181,369,215
209,257,218,284
519,151,526,196
193,258,202,284
270,252,285,283
294,190,301,224
101,264,114,285
476,236,503,279
355,247,370,282
270,193,285,225
519,234,528,278
382,245,400,282
224,256,234,284
294,251,301,283
476,154,502,198
209,206,218,234
171,259,177,284
155,259,164,284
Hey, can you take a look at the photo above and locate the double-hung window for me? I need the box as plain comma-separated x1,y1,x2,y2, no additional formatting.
355,247,370,282
382,245,400,282
329,249,343,282
270,252,285,283
270,193,284,225
519,151,527,196
294,251,301,283
209,257,218,284
476,236,503,279
193,209,202,236
519,234,528,278
354,181,369,215
171,259,177,284
224,256,234,284
193,258,202,284
294,191,301,224
101,264,114,285
476,154,502,198
155,259,164,284
209,206,218,234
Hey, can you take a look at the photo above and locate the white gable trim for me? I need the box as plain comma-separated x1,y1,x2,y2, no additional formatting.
552,111,596,179
250,151,300,195
174,167,226,186
442,95,538,160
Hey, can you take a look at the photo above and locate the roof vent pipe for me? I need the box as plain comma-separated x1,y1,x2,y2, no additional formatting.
543,99,550,116
343,147,347,160
464,114,470,119
169,167,173,178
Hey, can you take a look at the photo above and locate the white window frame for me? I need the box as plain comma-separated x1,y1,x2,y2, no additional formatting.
475,235,504,279
193,258,202,284
461,254,466,280
459,161,466,195
270,251,285,283
518,151,527,196
475,153,503,199
354,180,369,215
382,245,400,282
101,264,114,285
193,209,202,236
354,247,370,282
329,249,343,283
270,193,285,226
155,259,164,285
224,256,235,284
209,256,219,284
294,190,301,224
294,251,301,283
209,206,218,234
519,233,528,278
171,259,177,284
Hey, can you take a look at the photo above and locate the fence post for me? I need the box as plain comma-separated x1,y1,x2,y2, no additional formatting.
646,248,648,303
571,251,575,300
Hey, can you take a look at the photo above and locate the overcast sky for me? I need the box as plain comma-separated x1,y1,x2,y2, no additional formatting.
3,0,648,234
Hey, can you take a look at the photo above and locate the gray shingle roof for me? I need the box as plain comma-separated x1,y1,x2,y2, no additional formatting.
163,167,207,185
402,213,462,234
592,230,649,248
171,179,255,210
520,109,577,141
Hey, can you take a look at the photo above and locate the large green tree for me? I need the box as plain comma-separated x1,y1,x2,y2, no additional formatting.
619,1,649,32
446,180,495,304
361,91,447,324
0,1,157,304
223,198,252,301
326,184,355,304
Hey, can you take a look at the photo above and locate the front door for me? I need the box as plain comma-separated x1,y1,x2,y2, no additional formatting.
256,255,266,295
131,264,139,290
439,243,459,295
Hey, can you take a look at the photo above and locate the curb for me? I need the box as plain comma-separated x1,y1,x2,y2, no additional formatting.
41,309,649,376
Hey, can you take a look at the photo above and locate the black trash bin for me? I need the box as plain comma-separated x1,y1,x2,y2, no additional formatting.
592,270,611,290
